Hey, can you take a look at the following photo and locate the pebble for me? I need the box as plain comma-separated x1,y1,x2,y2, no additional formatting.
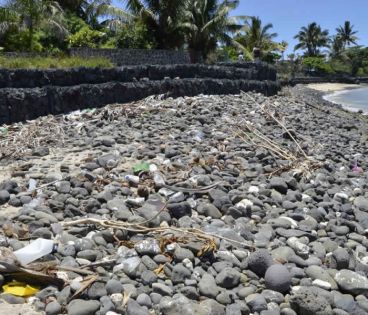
0,87,367,314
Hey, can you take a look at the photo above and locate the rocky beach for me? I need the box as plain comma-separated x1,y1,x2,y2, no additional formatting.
0,84,368,315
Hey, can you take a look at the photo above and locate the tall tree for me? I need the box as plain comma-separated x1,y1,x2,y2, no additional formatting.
330,35,344,58
2,0,67,50
236,16,277,56
336,21,358,48
183,0,243,62
123,0,188,49
57,0,130,30
294,22,329,57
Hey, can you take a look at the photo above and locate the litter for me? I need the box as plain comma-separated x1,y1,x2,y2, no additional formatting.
13,238,55,266
132,162,150,174
2,281,39,296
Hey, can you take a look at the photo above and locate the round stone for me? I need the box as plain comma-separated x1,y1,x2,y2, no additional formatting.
265,264,292,293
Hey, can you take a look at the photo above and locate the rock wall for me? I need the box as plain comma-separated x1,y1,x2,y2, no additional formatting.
0,62,279,124
0,79,279,124
69,48,190,66
0,63,274,88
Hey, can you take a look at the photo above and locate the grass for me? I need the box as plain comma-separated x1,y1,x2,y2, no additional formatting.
0,56,113,69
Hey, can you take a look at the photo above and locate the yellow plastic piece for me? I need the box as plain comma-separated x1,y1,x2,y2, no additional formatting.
2,281,39,296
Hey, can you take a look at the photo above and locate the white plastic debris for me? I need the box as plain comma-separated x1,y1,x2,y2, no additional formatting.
13,238,55,266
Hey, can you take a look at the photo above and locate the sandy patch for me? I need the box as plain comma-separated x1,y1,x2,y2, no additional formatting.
307,83,361,92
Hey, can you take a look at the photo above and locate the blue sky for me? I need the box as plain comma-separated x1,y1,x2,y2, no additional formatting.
114,0,368,55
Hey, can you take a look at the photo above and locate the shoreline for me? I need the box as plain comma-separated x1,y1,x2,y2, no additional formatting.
306,82,368,114
307,82,362,93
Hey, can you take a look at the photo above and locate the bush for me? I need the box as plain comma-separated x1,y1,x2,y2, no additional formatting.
0,56,113,69
68,27,107,48
115,22,156,49
302,57,333,75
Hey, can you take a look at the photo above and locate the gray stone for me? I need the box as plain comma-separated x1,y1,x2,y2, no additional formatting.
0,190,10,204
99,296,115,315
87,282,107,299
305,265,338,290
289,287,333,315
159,295,201,315
152,283,173,296
200,299,226,315
136,293,152,308
248,249,273,277
269,177,288,194
199,273,220,299
334,270,368,295
45,301,61,315
126,299,149,315
354,197,368,211
246,293,268,313
67,299,100,315
265,264,291,293
141,270,157,285
174,247,194,261
172,264,192,284
106,279,123,295
167,202,192,219
134,238,161,256
215,268,241,289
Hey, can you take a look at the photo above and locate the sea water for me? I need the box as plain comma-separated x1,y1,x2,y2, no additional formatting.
324,86,368,113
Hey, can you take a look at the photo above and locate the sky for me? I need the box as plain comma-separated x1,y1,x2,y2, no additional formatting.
113,0,368,55
230,0,368,55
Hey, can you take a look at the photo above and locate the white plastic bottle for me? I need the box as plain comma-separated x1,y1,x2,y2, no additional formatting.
13,238,55,266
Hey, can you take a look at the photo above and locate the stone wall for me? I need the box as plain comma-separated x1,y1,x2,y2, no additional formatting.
0,63,274,88
0,79,279,124
0,62,279,124
69,48,190,66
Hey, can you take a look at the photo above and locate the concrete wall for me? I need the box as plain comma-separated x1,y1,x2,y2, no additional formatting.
69,48,190,66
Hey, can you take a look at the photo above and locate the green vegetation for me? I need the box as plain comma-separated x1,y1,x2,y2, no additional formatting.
0,0,366,74
0,56,113,68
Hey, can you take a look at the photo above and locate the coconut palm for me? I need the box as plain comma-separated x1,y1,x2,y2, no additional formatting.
330,35,344,58
336,21,358,48
236,16,278,55
2,0,68,50
57,0,131,30
123,0,189,49
294,22,329,57
277,40,288,60
183,0,243,62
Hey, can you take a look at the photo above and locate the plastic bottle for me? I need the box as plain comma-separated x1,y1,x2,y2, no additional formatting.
124,175,140,185
13,238,55,266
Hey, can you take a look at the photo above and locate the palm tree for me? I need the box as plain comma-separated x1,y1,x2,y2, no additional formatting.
236,16,278,56
57,0,131,30
336,21,358,48
2,0,68,51
183,0,243,62
294,22,329,57
330,35,344,58
123,0,188,49
277,40,288,60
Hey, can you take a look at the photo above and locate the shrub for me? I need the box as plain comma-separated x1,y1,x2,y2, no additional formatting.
302,56,333,75
68,27,107,48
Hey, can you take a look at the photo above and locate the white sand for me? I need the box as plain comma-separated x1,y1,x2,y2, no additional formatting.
307,83,361,92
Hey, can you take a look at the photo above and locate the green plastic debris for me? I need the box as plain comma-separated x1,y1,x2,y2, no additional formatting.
133,162,150,174
0,127,8,135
